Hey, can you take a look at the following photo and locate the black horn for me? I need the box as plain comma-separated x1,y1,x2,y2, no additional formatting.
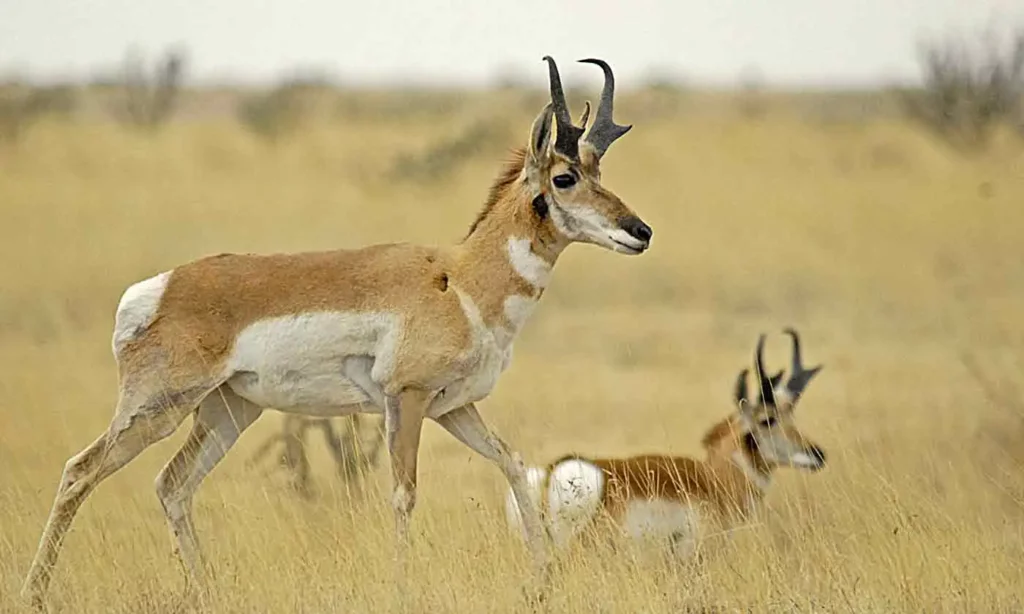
783,327,823,404
755,334,777,407
542,56,585,160
578,58,632,158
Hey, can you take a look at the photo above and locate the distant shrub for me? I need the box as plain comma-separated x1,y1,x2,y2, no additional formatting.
236,81,318,144
114,46,187,131
0,84,79,145
737,65,769,120
902,27,1024,150
389,119,510,182
335,89,465,122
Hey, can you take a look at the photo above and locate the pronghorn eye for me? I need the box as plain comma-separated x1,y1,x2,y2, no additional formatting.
760,417,777,428
552,173,576,189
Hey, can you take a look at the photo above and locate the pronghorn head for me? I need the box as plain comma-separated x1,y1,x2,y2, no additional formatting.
732,329,827,472
522,57,652,255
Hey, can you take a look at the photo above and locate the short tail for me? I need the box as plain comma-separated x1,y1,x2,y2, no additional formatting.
504,465,548,539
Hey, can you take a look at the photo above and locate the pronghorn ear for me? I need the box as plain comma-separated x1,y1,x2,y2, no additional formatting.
528,104,555,165
577,100,592,132
734,368,751,412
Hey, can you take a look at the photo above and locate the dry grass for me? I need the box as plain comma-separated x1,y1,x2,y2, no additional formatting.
1,94,1023,613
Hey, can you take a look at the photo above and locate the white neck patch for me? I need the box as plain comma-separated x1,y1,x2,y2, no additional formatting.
731,450,771,494
506,237,551,289
501,294,538,338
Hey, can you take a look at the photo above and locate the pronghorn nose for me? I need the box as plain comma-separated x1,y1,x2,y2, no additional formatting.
809,446,827,466
620,216,653,243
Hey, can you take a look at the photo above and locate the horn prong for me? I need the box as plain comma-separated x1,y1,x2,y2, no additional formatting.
782,327,823,404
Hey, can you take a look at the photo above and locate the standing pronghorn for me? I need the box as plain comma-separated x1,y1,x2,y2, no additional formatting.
246,414,386,499
21,56,652,607
506,329,826,559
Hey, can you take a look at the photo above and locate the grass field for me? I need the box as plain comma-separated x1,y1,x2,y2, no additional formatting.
1,90,1023,613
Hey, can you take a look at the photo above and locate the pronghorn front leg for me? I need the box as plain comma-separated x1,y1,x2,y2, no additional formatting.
383,388,432,611
384,388,432,541
433,403,552,604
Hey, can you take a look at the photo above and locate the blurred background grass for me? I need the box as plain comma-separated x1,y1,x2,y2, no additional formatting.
1,78,1023,613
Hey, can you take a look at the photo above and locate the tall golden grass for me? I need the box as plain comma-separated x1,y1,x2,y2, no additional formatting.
1,93,1023,613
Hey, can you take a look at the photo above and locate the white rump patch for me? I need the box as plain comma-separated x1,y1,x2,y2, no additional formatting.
226,311,399,413
112,270,171,354
505,466,548,539
546,458,606,548
506,237,551,289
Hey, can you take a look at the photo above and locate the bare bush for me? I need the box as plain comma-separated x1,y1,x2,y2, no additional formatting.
237,79,324,143
0,83,78,145
903,27,1024,149
335,89,465,122
114,46,187,131
389,118,511,182
737,65,768,120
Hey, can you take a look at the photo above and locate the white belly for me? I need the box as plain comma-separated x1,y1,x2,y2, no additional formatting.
427,342,511,417
425,286,516,417
621,499,702,558
225,312,396,413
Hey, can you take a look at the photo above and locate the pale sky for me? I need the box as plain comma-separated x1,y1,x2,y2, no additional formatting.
2,0,1023,87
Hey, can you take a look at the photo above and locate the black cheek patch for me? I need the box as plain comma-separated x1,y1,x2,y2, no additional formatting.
743,432,759,454
532,193,549,220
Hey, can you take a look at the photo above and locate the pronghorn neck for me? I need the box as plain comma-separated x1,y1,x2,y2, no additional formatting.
453,150,567,346
727,448,772,495
703,417,773,511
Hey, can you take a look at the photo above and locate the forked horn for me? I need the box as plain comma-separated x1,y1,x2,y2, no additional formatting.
542,56,585,160
755,334,777,407
578,58,632,158
783,327,823,404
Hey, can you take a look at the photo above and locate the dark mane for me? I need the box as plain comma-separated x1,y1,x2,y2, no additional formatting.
464,148,527,240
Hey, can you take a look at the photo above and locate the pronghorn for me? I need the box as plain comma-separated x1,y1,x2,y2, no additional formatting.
506,329,826,561
21,56,652,607
246,414,385,499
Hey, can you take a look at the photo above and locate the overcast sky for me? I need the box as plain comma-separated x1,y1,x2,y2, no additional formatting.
3,0,1023,88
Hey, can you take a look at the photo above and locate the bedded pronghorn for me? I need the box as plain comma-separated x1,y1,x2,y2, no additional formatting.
21,56,652,607
246,414,385,499
506,329,826,560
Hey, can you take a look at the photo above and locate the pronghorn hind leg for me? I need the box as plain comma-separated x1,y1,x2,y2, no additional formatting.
318,417,358,487
21,381,219,608
281,416,314,499
432,403,552,606
154,385,262,598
